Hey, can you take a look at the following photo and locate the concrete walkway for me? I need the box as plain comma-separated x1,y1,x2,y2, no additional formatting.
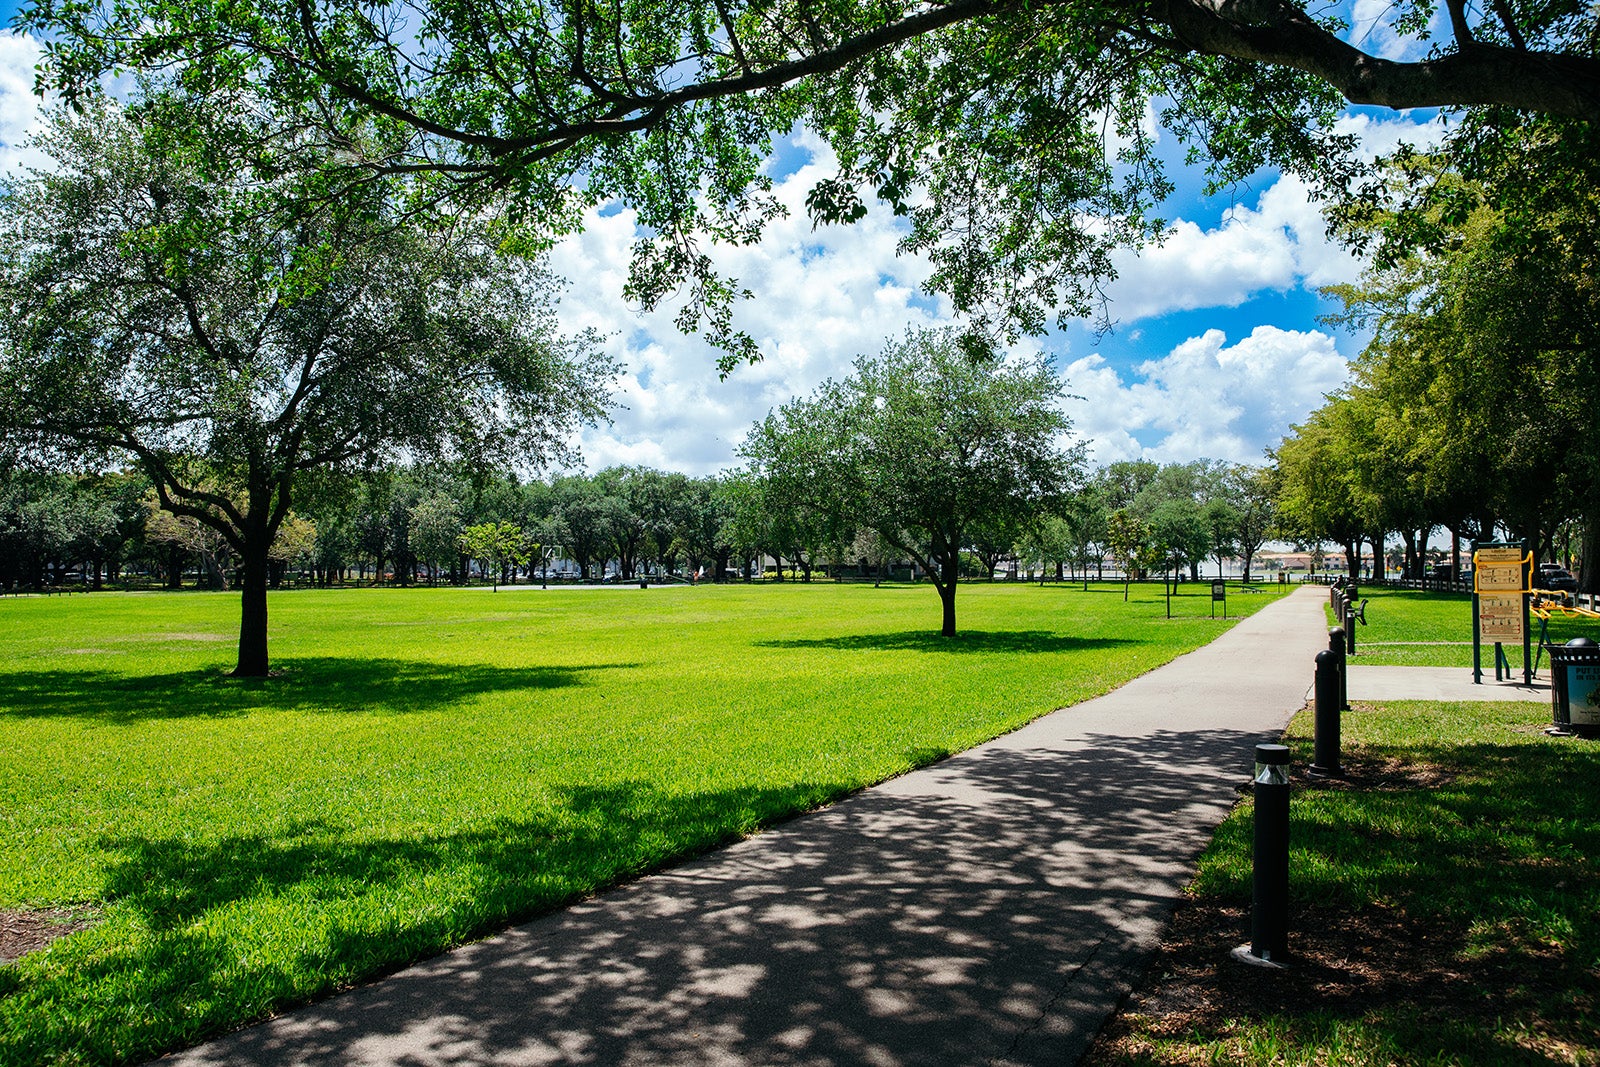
1346,664,1550,703
167,588,1334,1067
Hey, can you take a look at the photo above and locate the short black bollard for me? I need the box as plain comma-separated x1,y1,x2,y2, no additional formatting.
1329,627,1348,710
1311,650,1343,777
1234,743,1292,968
1343,600,1357,656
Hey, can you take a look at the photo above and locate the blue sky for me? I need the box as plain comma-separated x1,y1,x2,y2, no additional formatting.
0,6,1443,476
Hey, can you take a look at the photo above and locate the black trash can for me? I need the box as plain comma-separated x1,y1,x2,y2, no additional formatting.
1546,637,1600,738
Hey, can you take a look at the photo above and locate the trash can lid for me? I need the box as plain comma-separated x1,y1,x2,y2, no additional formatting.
1566,637,1598,647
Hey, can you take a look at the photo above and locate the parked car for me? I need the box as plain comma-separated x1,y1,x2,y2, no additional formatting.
1535,564,1578,592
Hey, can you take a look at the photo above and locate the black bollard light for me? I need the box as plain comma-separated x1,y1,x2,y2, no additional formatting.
1329,627,1348,710
1311,650,1343,777
1232,743,1292,968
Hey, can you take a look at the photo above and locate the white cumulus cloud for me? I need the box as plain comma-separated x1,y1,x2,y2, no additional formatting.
1104,177,1362,323
0,31,48,177
1064,326,1351,466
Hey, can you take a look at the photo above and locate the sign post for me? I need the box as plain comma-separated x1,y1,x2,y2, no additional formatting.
1212,579,1227,619
1472,543,1532,685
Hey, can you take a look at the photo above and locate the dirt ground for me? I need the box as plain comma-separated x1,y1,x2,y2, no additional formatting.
0,907,97,966
1082,755,1596,1066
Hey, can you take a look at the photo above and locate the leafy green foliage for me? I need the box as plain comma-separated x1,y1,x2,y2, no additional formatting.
1,0,1389,360
0,93,614,671
740,327,1084,633
457,521,533,590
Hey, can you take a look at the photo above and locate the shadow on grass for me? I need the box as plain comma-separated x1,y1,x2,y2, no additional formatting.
1214,736,1600,926
1185,734,1600,1063
754,630,1136,654
0,778,853,1066
0,657,640,722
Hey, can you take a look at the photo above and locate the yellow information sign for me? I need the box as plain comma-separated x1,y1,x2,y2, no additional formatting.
1479,592,1526,642
1474,547,1530,593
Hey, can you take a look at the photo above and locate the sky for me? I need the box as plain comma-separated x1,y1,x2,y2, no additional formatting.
0,6,1446,478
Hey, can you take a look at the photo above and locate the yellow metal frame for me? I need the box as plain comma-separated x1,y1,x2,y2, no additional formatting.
1472,549,1532,594
1530,594,1600,621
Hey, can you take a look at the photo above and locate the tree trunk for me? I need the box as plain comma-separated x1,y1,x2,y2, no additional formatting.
1579,505,1600,594
235,539,271,677
938,579,956,636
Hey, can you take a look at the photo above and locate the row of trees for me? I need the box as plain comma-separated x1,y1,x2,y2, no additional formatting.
4,452,1289,591
1273,129,1599,591
7,415,1287,647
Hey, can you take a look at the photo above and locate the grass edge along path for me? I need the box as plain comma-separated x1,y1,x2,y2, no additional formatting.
1084,697,1600,1067
1329,586,1600,668
1,580,1283,1067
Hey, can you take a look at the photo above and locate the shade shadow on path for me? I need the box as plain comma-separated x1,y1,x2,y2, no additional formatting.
166,588,1332,1067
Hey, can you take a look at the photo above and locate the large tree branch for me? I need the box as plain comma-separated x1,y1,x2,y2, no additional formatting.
300,0,1017,163
1158,0,1600,116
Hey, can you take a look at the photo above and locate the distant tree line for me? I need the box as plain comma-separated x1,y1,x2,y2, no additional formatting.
2,455,1282,596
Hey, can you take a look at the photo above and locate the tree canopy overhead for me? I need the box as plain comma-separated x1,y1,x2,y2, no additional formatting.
19,0,1598,366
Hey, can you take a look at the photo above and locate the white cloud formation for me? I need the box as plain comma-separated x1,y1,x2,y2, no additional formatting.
1064,326,1351,466
0,32,48,176
550,132,955,475
551,124,1387,474
1103,176,1356,322
1099,107,1441,327
1333,108,1448,160
1348,0,1447,62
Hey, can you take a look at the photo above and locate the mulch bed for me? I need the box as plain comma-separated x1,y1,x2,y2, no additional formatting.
0,908,98,965
1083,756,1595,1065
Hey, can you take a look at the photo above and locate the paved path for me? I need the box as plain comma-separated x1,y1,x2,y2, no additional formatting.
1346,664,1549,703
167,588,1333,1067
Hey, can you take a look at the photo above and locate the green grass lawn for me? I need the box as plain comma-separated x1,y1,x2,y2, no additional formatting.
0,579,1281,1066
1088,697,1600,1066
1328,586,1600,668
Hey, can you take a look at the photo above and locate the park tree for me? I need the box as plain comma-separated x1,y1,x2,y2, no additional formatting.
1226,464,1277,582
268,514,318,587
967,518,1020,582
741,327,1081,635
1132,462,1219,581
409,492,465,584
1271,400,1371,577
642,471,694,577
1017,515,1072,584
20,0,1600,366
1324,185,1599,584
693,476,741,581
1104,508,1153,602
459,520,533,591
549,474,621,581
1095,461,1162,514
1063,487,1110,585
0,94,613,675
